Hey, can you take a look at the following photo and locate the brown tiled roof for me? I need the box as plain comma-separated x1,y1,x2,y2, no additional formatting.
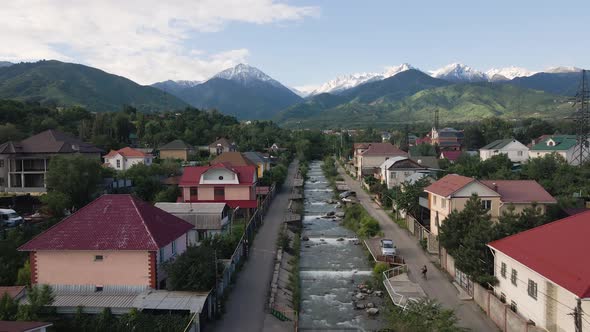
0,321,53,332
211,152,255,166
0,286,25,300
480,180,557,204
209,137,235,148
0,129,102,154
424,174,474,197
360,143,407,156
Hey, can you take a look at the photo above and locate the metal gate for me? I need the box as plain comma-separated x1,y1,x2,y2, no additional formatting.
454,268,474,295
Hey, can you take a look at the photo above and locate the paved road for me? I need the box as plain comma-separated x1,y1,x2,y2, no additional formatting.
338,165,498,332
210,161,298,332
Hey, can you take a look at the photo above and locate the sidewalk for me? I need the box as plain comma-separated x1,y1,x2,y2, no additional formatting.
210,161,298,332
338,164,498,332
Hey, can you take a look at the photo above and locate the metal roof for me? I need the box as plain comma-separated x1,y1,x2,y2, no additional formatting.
155,202,227,214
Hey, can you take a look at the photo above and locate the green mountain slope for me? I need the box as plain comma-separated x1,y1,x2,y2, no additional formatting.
279,83,571,128
0,60,187,112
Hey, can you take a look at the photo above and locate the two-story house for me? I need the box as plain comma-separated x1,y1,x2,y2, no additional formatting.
479,139,529,163
0,130,102,194
158,139,194,161
19,194,193,290
155,202,231,246
376,156,431,189
425,174,556,235
243,152,271,178
103,147,153,171
211,152,256,167
529,135,587,165
179,163,258,216
488,210,590,332
353,142,407,178
431,127,464,151
208,138,236,156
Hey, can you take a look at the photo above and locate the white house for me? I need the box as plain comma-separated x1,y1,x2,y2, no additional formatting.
353,142,408,178
377,156,430,189
479,139,529,162
104,147,153,171
488,210,590,332
529,135,587,165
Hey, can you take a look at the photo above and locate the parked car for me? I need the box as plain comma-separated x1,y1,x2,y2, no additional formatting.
380,239,396,256
0,209,24,227
339,191,356,199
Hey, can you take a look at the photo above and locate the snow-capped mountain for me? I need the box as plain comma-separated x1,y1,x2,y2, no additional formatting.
486,67,536,81
545,66,582,74
308,63,415,96
429,63,487,82
213,63,284,88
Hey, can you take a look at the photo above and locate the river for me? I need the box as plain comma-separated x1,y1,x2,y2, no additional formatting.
298,161,385,331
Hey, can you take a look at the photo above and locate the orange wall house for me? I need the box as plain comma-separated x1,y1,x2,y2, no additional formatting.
179,163,258,211
20,195,193,289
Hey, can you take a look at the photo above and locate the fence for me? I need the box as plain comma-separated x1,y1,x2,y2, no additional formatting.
405,215,439,254
382,265,419,310
216,184,277,298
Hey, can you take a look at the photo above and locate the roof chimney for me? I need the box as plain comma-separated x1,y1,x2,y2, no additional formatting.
492,182,498,191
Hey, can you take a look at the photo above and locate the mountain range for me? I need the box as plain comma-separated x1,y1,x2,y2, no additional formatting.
0,59,585,126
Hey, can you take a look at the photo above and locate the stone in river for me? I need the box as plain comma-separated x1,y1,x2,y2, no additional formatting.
366,308,379,316
355,293,366,300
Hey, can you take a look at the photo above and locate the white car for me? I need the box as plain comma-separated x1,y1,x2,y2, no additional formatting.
380,239,396,256
0,209,23,227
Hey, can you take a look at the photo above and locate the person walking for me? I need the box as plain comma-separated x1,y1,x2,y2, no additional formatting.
421,265,428,280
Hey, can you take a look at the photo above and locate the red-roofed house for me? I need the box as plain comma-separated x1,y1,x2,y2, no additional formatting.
425,174,556,235
439,150,463,163
353,142,408,178
19,195,193,290
103,147,153,171
179,163,258,212
0,321,53,332
488,210,590,332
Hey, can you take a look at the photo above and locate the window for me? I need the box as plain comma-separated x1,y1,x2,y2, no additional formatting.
94,255,104,261
171,240,177,255
500,262,507,278
517,151,523,156
528,279,538,300
510,301,517,313
500,293,506,303
511,269,518,286
0,177,4,186
441,199,446,208
116,160,121,168
481,200,492,210
95,285,104,292
190,188,198,198
218,175,224,180
0,160,4,168
214,187,225,199
159,247,165,262
433,196,437,205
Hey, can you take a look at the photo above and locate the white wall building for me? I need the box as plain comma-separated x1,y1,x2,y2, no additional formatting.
377,156,430,189
488,210,590,332
479,139,529,162
104,147,153,171
528,135,587,165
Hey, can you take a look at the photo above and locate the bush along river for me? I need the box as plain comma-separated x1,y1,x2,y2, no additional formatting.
298,160,387,331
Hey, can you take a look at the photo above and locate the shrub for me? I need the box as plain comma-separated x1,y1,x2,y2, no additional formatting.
373,262,390,283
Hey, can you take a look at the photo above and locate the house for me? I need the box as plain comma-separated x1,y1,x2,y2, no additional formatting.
155,202,232,245
243,151,271,177
179,163,258,215
479,139,529,162
439,150,463,163
19,194,193,290
158,140,194,161
529,135,587,165
211,152,256,167
0,129,102,194
103,147,153,171
0,321,53,332
488,210,590,332
376,156,431,189
209,138,236,156
431,127,464,151
353,142,408,178
424,174,556,235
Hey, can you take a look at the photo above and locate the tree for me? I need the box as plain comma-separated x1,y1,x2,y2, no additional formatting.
154,186,180,203
393,177,431,219
165,246,218,291
439,195,497,284
16,284,55,321
0,293,18,321
16,260,31,286
390,299,466,332
0,124,23,142
45,155,104,210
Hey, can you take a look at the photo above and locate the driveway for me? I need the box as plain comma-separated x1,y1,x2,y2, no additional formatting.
209,161,298,332
338,164,498,332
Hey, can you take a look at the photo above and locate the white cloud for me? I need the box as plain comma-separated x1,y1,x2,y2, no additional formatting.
0,0,319,84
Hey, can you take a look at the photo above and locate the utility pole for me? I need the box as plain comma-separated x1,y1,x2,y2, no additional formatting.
570,297,583,332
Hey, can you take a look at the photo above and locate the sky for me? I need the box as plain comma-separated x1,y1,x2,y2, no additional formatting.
2,0,589,91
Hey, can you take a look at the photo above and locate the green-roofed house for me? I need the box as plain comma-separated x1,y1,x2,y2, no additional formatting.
529,135,585,165
479,138,529,163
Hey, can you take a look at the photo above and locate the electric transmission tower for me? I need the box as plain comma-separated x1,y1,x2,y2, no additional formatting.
572,70,590,165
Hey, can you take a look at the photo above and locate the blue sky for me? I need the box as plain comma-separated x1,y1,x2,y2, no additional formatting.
1,0,589,87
